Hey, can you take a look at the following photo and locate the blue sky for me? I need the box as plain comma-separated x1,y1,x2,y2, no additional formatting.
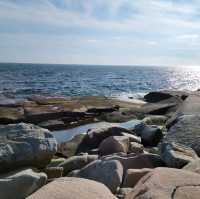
0,0,200,66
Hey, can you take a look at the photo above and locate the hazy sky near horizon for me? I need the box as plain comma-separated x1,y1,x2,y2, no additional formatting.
1,0,200,66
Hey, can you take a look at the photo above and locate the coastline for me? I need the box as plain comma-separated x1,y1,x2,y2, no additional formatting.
1,90,200,198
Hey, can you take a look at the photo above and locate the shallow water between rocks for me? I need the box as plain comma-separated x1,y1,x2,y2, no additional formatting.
53,119,141,144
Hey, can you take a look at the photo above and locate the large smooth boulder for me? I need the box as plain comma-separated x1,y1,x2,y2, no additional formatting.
0,168,47,199
27,177,117,199
99,136,130,156
125,167,200,199
164,114,200,156
70,159,123,193
161,142,198,168
77,126,133,153
122,168,152,188
134,123,163,146
183,159,200,174
0,123,57,172
103,154,164,173
59,154,98,175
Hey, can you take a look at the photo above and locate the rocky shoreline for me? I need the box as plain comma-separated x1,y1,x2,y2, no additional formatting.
1,90,200,198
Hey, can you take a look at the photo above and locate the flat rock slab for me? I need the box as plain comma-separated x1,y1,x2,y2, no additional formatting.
144,90,189,103
27,177,117,199
125,167,200,199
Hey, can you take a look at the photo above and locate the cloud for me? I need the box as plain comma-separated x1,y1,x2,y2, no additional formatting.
0,0,200,65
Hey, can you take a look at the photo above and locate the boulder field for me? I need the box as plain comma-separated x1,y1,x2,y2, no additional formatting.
0,90,200,198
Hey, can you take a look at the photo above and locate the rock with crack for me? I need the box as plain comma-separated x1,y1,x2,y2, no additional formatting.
125,167,200,199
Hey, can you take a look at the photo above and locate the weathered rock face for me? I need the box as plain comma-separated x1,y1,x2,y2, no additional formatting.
59,154,98,176
134,123,163,146
164,115,200,156
125,167,200,199
27,177,117,199
99,136,130,156
122,168,152,188
0,123,57,172
77,126,133,153
70,159,123,193
103,154,164,173
161,142,198,168
183,159,200,174
0,168,47,199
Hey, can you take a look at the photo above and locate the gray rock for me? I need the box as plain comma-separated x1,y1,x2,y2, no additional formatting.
134,123,163,146
0,168,47,199
0,123,57,172
125,167,200,199
70,159,123,193
58,134,85,158
183,158,200,174
99,136,130,156
59,154,98,176
27,177,117,199
165,114,200,156
161,142,198,168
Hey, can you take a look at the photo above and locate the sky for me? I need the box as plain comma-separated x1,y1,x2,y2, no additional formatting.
0,0,200,66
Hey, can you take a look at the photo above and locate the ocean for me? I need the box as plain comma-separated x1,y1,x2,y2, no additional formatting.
0,63,200,99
